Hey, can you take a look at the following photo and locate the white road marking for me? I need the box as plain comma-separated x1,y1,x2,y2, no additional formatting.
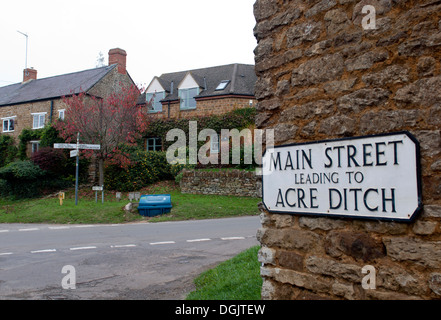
221,237,246,241
70,246,97,251
187,238,211,243
49,226,70,230
19,228,39,232
31,249,57,254
0,230,9,233
150,241,176,246
73,225,96,229
110,244,137,248
0,252,13,256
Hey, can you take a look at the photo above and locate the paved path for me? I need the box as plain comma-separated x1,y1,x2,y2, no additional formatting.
0,216,260,300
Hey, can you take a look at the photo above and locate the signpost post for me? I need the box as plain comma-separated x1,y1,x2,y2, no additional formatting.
92,186,104,204
261,132,422,222
54,134,101,206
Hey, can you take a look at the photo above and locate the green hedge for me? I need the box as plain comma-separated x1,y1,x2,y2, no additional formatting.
104,150,192,192
0,160,71,199
0,135,17,167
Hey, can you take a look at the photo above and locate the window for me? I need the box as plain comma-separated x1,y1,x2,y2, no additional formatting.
210,134,220,154
216,80,230,91
179,88,199,110
58,109,65,120
146,91,165,113
2,117,15,133
31,141,40,154
146,138,162,152
32,113,46,129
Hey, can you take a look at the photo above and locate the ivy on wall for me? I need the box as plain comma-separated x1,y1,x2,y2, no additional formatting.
142,107,257,150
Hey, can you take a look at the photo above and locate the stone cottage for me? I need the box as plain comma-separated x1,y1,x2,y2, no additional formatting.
0,48,135,155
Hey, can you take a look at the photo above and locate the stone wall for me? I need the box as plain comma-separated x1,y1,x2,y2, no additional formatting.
180,169,261,198
254,0,441,300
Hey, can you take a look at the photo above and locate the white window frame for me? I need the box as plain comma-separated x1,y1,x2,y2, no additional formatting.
58,109,65,120
2,116,16,133
32,112,47,129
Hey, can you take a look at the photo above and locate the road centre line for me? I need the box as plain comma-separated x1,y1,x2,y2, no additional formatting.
0,230,9,233
221,237,246,241
19,228,39,232
110,244,137,248
70,246,97,251
31,249,57,254
187,238,212,243
0,252,13,256
150,241,176,246
49,226,71,230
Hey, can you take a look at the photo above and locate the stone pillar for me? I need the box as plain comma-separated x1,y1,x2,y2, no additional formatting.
254,0,441,300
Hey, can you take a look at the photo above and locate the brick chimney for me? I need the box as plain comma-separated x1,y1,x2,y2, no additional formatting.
108,48,127,75
23,68,37,82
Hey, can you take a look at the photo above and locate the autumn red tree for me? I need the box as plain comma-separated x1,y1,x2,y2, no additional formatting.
55,84,147,186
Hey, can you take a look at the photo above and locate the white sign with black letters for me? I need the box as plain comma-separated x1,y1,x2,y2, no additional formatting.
262,132,422,222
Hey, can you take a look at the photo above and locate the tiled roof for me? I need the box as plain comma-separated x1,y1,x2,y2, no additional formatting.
0,65,116,107
147,63,256,103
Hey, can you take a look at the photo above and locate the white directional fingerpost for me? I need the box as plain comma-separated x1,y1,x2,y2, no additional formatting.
54,134,101,205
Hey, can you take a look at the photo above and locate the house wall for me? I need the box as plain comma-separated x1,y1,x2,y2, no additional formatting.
87,66,135,98
146,96,257,120
0,99,67,141
254,0,441,300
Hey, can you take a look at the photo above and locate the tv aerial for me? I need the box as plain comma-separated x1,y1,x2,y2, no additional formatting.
17,30,29,74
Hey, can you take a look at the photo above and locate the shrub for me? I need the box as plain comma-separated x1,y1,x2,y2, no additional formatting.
0,161,46,198
0,135,18,167
31,147,67,176
104,150,190,192
40,125,65,148
0,159,73,199
18,128,43,160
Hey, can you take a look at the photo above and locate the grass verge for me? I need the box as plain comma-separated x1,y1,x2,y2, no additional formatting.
186,246,262,300
0,181,260,224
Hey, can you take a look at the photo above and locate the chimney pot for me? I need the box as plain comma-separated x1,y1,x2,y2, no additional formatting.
23,68,37,82
108,48,127,75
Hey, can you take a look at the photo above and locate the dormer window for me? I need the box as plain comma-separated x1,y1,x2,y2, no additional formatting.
179,87,199,110
146,91,165,112
216,80,230,91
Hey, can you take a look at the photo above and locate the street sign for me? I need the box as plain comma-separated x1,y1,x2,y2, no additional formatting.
92,186,103,191
70,149,79,158
78,144,101,150
53,134,101,206
261,132,422,222
54,143,77,149
54,143,100,150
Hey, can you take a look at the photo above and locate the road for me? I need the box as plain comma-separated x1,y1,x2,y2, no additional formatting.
0,216,260,300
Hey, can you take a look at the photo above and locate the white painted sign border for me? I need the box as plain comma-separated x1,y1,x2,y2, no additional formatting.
261,131,422,223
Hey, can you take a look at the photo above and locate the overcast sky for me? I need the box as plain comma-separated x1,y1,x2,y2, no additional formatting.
0,0,257,89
